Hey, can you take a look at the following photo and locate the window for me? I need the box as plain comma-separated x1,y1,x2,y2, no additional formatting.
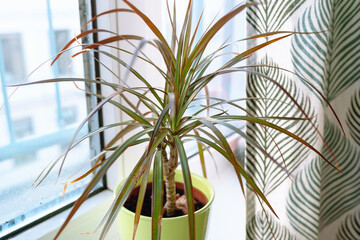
61,106,78,126
0,1,247,238
0,34,26,84
0,0,103,238
55,30,72,75
13,117,34,140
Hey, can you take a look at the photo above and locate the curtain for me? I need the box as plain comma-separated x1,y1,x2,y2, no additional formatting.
245,0,360,239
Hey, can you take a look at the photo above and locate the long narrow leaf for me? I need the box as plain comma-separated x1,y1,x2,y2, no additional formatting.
187,3,252,71
133,161,152,240
174,136,195,240
152,150,164,240
238,68,340,167
199,120,245,196
199,120,277,217
57,90,120,179
222,34,293,69
244,64,346,137
99,131,168,239
216,115,339,171
123,0,173,62
50,29,118,64
53,128,152,240
81,8,134,29
193,129,207,178
220,122,291,178
99,152,151,240
147,104,170,153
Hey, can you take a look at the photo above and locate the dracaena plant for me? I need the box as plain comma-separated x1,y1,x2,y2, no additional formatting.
15,0,344,239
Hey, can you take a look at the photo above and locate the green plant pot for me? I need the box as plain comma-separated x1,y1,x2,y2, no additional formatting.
114,169,215,240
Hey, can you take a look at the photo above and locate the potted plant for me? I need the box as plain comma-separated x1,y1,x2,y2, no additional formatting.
16,0,344,239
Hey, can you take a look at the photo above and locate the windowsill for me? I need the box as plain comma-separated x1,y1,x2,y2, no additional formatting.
8,190,120,240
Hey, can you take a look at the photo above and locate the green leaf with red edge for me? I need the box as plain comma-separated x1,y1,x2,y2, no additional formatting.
239,30,326,41
69,158,105,184
242,63,346,138
199,120,278,217
92,50,165,107
187,130,278,217
81,8,134,29
222,33,293,69
187,3,252,72
105,124,147,149
217,115,340,172
81,35,145,51
147,104,170,153
99,131,168,240
152,150,164,240
186,134,229,161
220,122,290,176
238,68,341,168
53,128,152,240
199,120,246,196
193,129,207,178
154,40,175,76
50,29,116,65
174,0,193,91
99,153,151,240
133,161,152,240
69,138,148,185
123,0,173,61
89,91,152,127
53,31,144,65
106,138,150,151
174,136,195,240
196,66,342,168
9,77,121,89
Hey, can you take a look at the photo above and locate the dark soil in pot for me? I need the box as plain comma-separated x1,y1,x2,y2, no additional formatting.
124,182,208,218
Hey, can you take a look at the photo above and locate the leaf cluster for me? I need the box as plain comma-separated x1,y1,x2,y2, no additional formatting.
16,1,345,239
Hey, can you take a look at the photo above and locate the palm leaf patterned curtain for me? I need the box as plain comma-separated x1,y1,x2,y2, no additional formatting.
245,0,360,239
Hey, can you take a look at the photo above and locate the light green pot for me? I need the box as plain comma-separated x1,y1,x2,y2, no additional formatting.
114,169,215,240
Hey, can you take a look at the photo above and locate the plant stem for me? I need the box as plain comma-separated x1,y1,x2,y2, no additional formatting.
162,144,178,216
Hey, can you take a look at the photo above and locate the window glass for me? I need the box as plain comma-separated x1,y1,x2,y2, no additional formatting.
61,106,78,126
0,34,26,84
13,117,34,140
55,30,72,75
193,0,246,115
0,0,101,237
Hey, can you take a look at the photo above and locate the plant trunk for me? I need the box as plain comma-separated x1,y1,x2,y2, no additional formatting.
162,145,178,216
